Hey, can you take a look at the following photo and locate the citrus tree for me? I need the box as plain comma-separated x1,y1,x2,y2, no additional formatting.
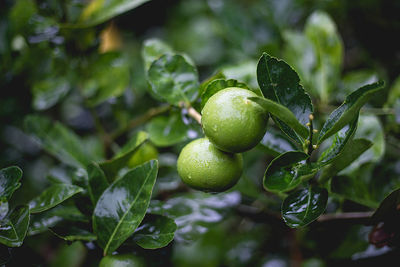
1,0,400,266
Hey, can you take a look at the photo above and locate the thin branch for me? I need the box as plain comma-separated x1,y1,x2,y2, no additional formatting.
317,211,373,223
111,105,171,140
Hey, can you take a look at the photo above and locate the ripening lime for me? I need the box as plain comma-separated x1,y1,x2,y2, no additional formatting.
201,87,268,153
99,254,145,267
177,138,243,192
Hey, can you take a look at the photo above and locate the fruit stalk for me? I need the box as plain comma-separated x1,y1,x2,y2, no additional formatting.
187,106,202,125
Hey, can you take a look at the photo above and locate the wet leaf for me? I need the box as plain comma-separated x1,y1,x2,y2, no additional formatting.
147,54,199,106
257,53,313,144
0,205,30,247
142,38,173,71
0,166,23,201
93,160,158,255
318,114,359,165
29,184,83,214
148,191,241,242
282,187,328,228
317,81,385,144
132,214,177,249
147,112,189,147
28,205,87,236
263,151,315,193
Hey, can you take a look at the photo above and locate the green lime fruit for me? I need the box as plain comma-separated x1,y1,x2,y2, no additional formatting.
177,138,243,192
127,142,158,168
201,87,268,153
99,254,145,267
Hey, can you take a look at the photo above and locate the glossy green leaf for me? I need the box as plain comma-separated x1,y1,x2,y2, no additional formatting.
28,205,87,236
259,128,298,157
142,38,173,71
149,191,240,242
93,160,158,255
249,97,309,139
32,76,71,111
132,214,177,249
99,131,148,181
318,115,359,165
24,115,92,168
0,205,30,247
147,112,189,147
304,11,343,102
29,184,83,214
257,53,313,143
263,151,315,193
0,166,23,201
87,163,109,205
147,54,199,106
319,138,373,183
81,52,130,106
50,226,96,242
77,0,150,27
282,187,328,228
370,189,400,225
200,79,251,109
317,81,385,144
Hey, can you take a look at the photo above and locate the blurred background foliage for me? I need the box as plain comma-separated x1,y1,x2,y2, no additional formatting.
1,0,400,266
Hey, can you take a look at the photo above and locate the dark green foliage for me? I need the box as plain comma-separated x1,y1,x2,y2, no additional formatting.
0,0,399,265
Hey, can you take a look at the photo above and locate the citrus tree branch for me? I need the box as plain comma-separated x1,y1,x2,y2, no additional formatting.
111,105,171,140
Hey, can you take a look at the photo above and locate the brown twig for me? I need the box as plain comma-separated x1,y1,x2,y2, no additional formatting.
317,211,373,224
